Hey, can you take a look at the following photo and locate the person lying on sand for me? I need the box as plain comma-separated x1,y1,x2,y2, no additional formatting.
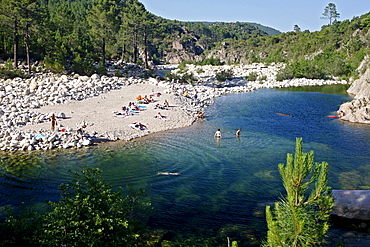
154,103,164,109
130,122,147,130
155,112,166,120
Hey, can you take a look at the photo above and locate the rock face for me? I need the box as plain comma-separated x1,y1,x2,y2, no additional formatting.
331,190,370,220
337,57,370,124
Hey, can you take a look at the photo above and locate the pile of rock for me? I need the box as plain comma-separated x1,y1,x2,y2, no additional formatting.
169,63,348,89
0,129,93,151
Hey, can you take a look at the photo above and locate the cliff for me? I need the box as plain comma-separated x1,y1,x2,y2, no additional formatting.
337,57,370,124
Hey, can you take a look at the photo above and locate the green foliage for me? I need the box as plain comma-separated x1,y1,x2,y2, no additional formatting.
0,168,150,246
44,53,66,74
215,69,234,81
96,61,108,75
321,3,340,25
275,60,327,80
196,57,223,66
71,54,96,76
177,60,192,72
259,75,267,81
0,203,47,246
0,58,31,79
244,71,258,81
264,138,335,247
0,0,368,79
114,69,123,77
180,72,197,84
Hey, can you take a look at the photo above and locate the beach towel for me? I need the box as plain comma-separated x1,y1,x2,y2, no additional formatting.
115,115,131,118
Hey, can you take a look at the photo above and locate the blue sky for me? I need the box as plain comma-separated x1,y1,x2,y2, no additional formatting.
139,0,369,32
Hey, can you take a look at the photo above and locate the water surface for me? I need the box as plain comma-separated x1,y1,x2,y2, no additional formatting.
1,88,370,245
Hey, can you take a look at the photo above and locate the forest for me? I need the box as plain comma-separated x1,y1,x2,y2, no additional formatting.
0,0,369,81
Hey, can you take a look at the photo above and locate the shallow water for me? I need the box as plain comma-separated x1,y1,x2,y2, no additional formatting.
1,87,370,245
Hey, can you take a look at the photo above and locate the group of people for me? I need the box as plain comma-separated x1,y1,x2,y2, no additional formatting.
154,99,169,110
48,113,86,137
214,128,241,138
136,94,155,104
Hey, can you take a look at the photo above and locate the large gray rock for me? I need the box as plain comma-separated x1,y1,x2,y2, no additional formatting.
331,190,370,220
337,58,370,124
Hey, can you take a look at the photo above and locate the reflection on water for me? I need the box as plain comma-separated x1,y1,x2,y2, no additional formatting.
1,88,370,245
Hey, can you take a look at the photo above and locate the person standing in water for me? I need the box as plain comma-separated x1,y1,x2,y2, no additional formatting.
236,128,241,136
214,129,222,138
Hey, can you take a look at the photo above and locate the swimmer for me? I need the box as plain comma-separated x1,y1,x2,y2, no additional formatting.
214,129,222,138
157,172,181,176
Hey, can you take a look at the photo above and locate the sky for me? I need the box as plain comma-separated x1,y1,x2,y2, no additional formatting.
139,0,369,33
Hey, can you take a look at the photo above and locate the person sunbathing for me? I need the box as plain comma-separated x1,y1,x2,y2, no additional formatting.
148,95,155,102
142,95,150,103
155,112,165,119
130,122,147,130
154,103,164,109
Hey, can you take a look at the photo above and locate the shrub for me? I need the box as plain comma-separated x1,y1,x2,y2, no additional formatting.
0,168,150,247
180,72,197,84
71,55,96,76
44,54,66,73
215,69,234,82
244,71,258,81
196,57,223,66
259,75,267,81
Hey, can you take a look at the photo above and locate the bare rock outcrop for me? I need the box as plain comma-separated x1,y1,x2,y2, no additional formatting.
331,190,370,220
338,57,370,124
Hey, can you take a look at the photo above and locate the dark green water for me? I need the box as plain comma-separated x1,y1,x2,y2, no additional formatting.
1,87,370,245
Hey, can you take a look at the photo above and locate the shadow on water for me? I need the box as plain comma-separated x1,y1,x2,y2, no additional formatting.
1,87,370,245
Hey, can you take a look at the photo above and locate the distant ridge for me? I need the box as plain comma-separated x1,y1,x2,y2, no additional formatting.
185,21,281,36
247,22,281,35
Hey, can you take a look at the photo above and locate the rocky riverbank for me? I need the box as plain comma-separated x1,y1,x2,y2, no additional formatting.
337,57,370,124
0,63,349,151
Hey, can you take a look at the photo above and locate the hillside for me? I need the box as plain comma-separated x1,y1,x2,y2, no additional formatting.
248,22,281,35
0,0,368,83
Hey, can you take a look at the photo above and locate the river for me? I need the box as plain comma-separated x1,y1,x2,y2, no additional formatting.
1,86,370,245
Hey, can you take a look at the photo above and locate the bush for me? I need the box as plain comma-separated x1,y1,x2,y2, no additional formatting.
259,75,267,81
177,61,190,73
44,54,66,73
0,168,150,247
275,67,293,81
180,72,197,84
215,69,234,82
96,61,107,75
196,57,223,66
0,59,30,79
244,72,258,81
71,55,96,76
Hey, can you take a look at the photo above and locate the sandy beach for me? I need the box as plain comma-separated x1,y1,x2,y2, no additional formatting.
20,83,197,142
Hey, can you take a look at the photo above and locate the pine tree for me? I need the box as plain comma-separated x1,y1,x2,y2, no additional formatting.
264,138,334,247
120,0,158,67
87,0,122,65
321,3,340,25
